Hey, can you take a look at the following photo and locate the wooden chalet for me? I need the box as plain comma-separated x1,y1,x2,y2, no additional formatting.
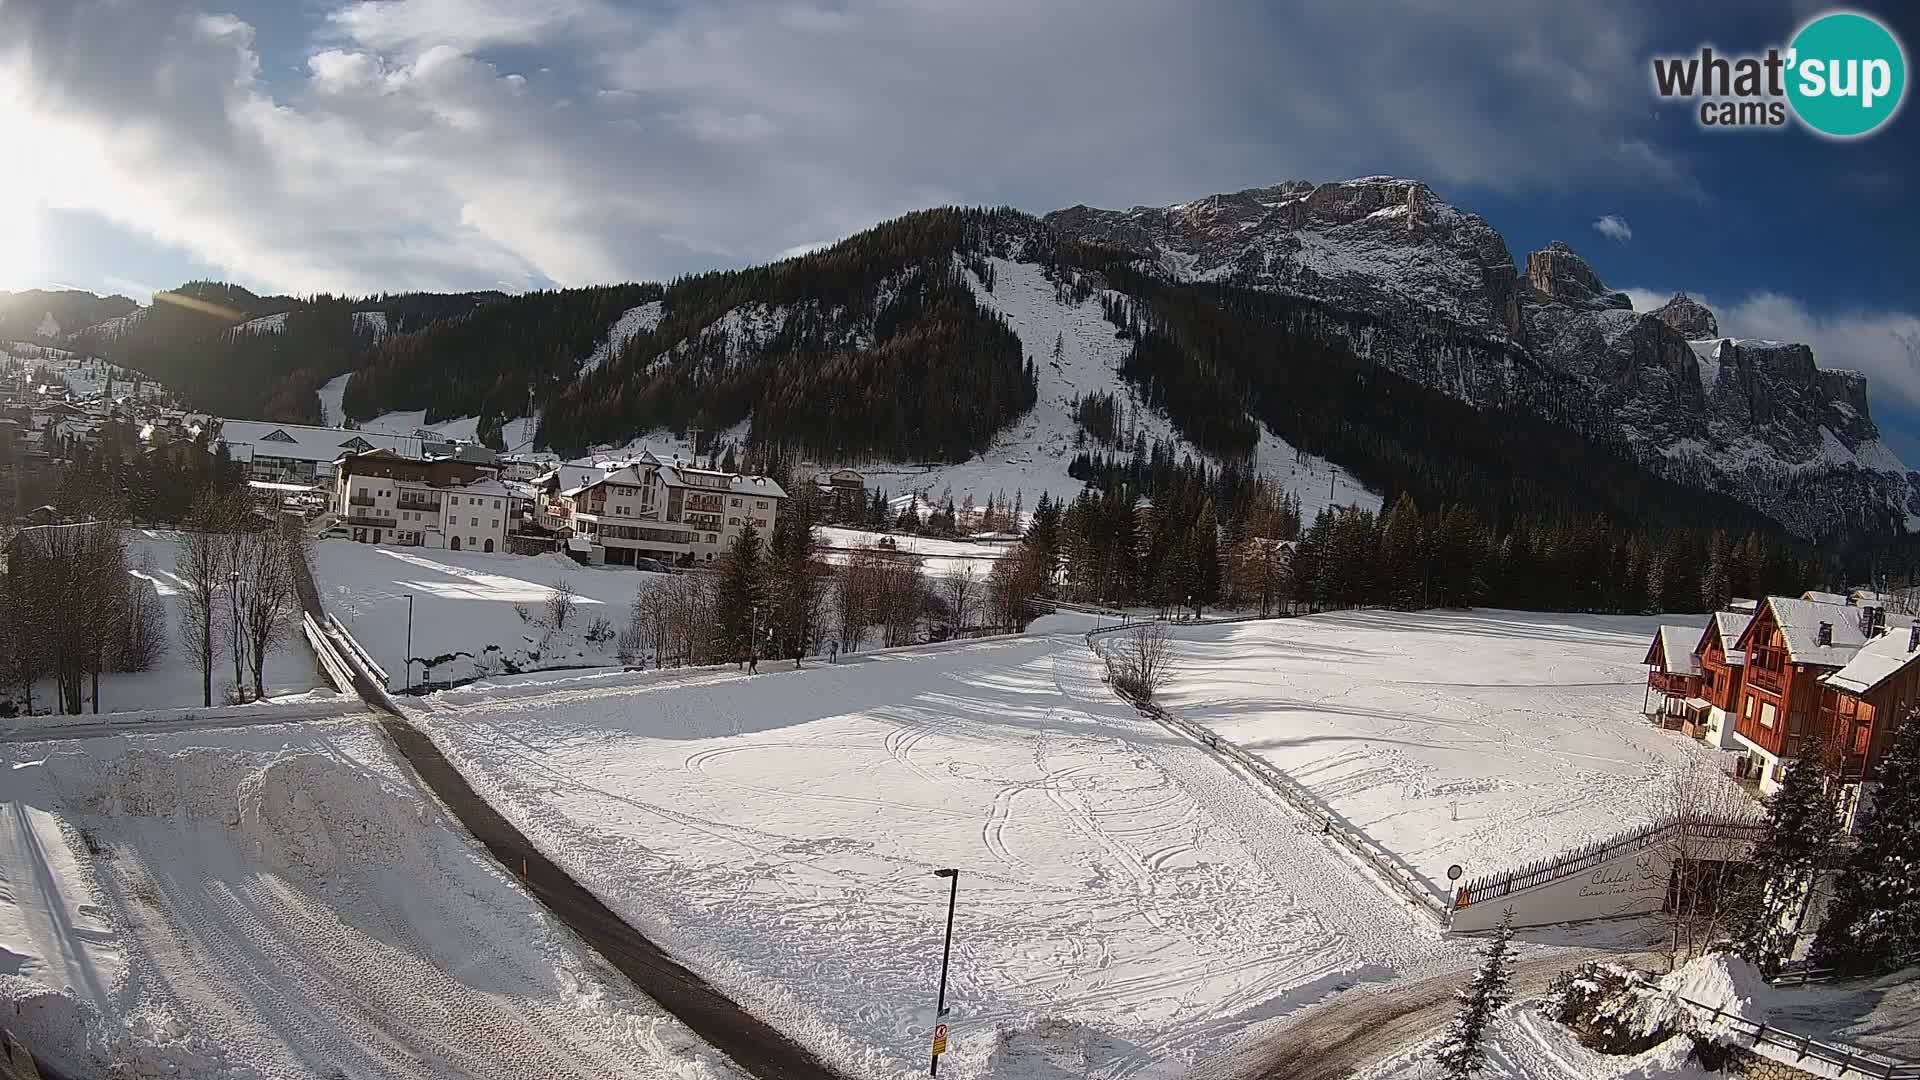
1690,610,1752,749
1816,621,1920,785
1731,596,1906,794
1643,624,1706,728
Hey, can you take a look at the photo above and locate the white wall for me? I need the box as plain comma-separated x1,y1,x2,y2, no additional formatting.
1449,830,1754,932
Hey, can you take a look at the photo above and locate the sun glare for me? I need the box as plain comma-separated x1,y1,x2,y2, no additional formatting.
0,96,48,292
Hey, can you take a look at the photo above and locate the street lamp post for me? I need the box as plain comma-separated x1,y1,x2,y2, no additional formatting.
405,593,414,693
228,570,243,699
928,868,959,1076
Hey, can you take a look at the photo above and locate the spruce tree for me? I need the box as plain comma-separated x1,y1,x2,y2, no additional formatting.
1810,714,1920,974
1738,741,1843,974
1701,533,1732,613
1435,909,1515,1080
716,524,762,663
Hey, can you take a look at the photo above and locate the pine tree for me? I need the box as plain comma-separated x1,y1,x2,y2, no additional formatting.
1702,533,1732,613
1435,910,1515,1079
716,524,762,663
1738,741,1843,974
1811,713,1920,974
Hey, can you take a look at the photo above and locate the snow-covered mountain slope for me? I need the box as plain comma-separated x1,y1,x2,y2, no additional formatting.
1048,176,1915,537
873,255,1377,518
351,309,388,341
228,311,289,335
578,301,662,376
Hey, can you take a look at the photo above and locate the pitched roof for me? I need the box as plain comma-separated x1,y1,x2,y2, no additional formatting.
1802,590,1849,606
1744,595,1911,668
1648,625,1703,673
215,418,420,464
1710,610,1752,665
1823,625,1920,695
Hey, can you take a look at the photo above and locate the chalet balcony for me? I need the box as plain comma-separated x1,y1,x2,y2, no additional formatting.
1747,666,1785,693
347,494,378,508
341,512,396,528
685,494,725,514
1647,671,1702,697
396,494,441,512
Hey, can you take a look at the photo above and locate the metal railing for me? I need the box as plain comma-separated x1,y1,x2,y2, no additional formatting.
1674,996,1918,1079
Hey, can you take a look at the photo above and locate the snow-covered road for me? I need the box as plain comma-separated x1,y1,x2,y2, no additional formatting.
414,627,1474,1080
0,722,748,1080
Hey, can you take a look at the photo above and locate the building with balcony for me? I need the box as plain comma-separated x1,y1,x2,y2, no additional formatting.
536,451,786,567
216,419,422,486
1730,595,1913,795
1643,624,1706,728
1692,610,1752,750
332,448,510,552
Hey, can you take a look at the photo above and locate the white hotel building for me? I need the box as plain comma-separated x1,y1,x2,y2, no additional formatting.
538,451,786,566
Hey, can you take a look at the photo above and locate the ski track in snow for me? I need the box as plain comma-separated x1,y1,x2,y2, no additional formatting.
415,626,1471,1080
0,723,750,1080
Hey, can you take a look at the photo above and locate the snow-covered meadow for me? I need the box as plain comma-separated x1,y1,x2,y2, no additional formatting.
314,541,668,687
414,624,1469,1080
0,719,747,1080
1155,610,1738,895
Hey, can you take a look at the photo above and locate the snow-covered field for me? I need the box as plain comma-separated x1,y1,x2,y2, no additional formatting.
817,526,1009,578
841,257,1379,520
415,624,1470,1080
1155,610,1736,895
22,530,328,715
0,720,746,1079
314,541,666,686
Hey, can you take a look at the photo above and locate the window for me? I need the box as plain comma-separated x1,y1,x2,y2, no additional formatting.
493,499,501,509
468,536,477,548
1760,702,1777,729
728,517,740,526
731,498,741,507
706,533,717,543
470,517,479,527
756,500,766,509
491,520,499,529
450,497,459,506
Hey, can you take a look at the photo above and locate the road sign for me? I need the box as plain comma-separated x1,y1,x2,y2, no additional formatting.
1446,864,1464,882
931,1023,949,1057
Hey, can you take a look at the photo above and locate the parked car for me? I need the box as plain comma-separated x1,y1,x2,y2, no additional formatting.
633,557,673,573
319,526,351,540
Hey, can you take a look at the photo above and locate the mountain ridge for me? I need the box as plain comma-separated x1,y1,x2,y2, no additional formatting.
20,178,1904,540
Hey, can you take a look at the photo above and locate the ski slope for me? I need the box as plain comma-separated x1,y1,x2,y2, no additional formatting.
0,720,747,1080
844,257,1378,519
415,625,1469,1080
1155,610,1740,894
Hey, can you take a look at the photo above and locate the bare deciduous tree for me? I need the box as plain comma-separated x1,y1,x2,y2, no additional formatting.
178,491,235,707
987,544,1048,631
941,566,978,633
546,576,580,630
116,558,168,673
1104,621,1177,704
235,518,301,700
1650,757,1761,969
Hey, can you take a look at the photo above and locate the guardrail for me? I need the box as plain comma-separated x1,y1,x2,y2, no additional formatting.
1083,621,1453,924
1675,996,1919,1079
325,614,390,687
304,613,356,694
1453,815,1767,910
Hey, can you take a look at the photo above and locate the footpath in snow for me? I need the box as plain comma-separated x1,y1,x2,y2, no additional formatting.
0,719,748,1080
414,625,1472,1080
1154,610,1742,895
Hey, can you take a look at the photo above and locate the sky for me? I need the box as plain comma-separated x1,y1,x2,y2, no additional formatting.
0,0,1916,457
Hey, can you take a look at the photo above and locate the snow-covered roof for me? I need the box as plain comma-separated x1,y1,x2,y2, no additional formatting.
216,419,420,464
1747,596,1911,668
453,478,512,498
1822,625,1920,696
1648,626,1702,673
1802,590,1849,606
1707,611,1751,666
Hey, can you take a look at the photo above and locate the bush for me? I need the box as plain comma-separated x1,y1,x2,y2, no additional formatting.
1103,622,1175,704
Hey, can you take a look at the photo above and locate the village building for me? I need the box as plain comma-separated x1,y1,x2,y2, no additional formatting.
215,419,422,486
1643,624,1705,729
1730,595,1910,795
1692,610,1752,750
536,451,786,566
332,448,510,552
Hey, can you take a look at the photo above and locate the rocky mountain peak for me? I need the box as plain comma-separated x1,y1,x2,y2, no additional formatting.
1524,241,1631,311
1652,292,1719,338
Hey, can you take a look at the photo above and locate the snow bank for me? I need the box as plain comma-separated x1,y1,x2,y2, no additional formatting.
0,724,753,1080
1659,954,1780,1040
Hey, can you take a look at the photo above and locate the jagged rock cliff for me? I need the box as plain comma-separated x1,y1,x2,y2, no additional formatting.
1047,178,1915,537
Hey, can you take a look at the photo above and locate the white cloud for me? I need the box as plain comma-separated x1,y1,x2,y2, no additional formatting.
0,0,1696,296
1624,288,1678,314
1592,214,1632,243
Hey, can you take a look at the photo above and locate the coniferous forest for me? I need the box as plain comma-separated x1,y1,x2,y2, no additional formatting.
48,205,1902,585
